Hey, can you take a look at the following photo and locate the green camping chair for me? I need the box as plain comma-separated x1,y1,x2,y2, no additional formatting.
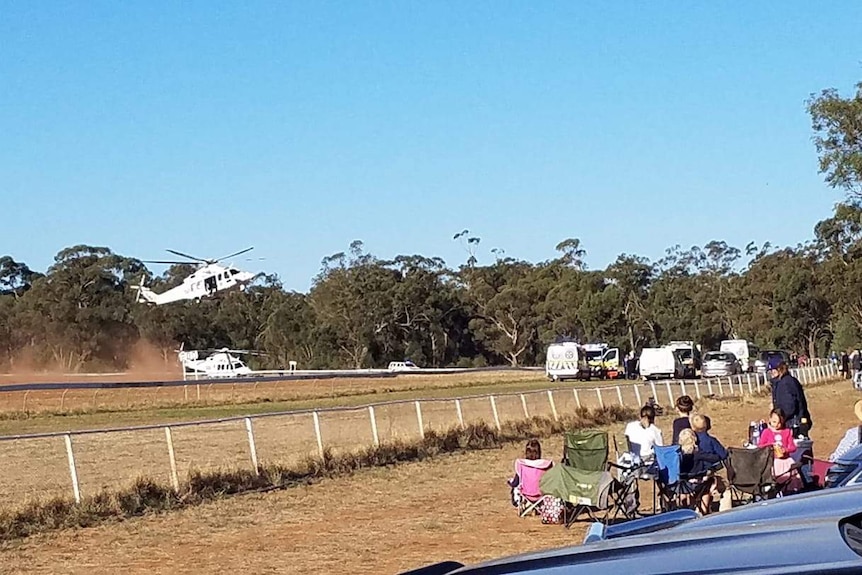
562,429,609,471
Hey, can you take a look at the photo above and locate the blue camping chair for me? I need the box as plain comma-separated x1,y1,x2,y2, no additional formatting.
654,445,720,514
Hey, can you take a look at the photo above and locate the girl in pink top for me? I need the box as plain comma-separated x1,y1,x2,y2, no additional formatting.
757,408,797,457
758,408,798,489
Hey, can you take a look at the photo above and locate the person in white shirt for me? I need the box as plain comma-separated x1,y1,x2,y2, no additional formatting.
830,399,862,462
624,405,664,462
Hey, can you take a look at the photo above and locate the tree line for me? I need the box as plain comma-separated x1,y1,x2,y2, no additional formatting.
1,79,861,372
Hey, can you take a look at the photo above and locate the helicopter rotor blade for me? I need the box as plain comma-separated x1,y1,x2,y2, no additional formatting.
214,247,254,262
166,249,208,263
143,260,196,265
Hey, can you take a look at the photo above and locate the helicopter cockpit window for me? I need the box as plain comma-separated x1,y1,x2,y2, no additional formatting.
233,362,243,369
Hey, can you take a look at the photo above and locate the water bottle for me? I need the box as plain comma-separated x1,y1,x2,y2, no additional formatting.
774,433,783,458
752,425,760,447
748,421,756,445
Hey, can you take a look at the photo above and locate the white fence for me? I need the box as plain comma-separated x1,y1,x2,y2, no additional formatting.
0,364,839,509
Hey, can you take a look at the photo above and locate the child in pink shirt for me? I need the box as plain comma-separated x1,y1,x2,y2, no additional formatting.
758,408,798,488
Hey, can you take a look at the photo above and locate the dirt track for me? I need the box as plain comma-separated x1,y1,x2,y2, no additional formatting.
0,378,856,575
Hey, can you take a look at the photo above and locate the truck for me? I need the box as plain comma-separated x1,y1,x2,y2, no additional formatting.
719,339,759,373
664,341,701,378
545,342,591,382
638,347,684,380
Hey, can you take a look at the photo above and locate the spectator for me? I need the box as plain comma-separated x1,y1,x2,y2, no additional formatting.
769,357,812,432
690,414,728,460
678,428,726,514
842,352,850,380
672,395,695,444
624,405,664,462
830,399,862,462
853,350,862,381
757,408,799,488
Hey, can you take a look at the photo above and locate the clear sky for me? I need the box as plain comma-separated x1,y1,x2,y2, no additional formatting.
2,2,860,290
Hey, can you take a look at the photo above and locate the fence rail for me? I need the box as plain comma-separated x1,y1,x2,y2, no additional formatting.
0,363,838,508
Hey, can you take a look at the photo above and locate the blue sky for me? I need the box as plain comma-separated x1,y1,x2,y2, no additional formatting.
2,2,860,290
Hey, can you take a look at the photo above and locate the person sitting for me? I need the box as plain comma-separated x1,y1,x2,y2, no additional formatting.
672,395,695,444
830,399,862,462
757,408,800,489
690,414,727,460
508,438,553,509
678,428,727,514
624,405,663,463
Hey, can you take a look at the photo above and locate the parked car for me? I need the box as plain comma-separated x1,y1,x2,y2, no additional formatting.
753,349,792,374
701,351,742,378
399,486,862,574
719,339,759,372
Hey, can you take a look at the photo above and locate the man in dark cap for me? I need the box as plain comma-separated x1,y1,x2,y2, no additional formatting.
769,357,811,435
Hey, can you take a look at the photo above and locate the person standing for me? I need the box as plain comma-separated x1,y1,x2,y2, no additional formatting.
853,351,862,382
769,357,811,433
842,352,850,380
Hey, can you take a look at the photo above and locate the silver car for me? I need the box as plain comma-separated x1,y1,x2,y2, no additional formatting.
701,351,741,378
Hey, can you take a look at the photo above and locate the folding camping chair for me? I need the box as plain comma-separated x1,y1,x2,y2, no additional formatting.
653,445,718,515
726,446,778,505
542,429,639,525
512,458,554,517
562,429,609,471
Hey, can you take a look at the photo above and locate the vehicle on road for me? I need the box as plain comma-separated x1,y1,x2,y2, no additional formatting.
388,361,420,372
719,339,759,372
664,340,701,378
701,351,742,378
638,347,684,380
753,349,797,373
545,342,591,382
399,485,862,574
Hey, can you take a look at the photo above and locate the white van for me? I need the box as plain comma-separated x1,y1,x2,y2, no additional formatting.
546,342,591,381
638,347,684,380
719,340,759,373
388,361,420,372
665,341,701,378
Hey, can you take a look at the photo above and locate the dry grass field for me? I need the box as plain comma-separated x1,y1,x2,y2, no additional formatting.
0,370,552,426
0,378,856,575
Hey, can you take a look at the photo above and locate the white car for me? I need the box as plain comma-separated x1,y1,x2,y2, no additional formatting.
388,361,420,372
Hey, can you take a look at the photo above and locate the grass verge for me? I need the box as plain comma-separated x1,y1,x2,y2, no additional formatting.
0,405,634,543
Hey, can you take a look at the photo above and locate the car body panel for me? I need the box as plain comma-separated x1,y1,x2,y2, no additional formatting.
403,486,862,575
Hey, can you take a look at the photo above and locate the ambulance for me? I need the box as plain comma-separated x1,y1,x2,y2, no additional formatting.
545,342,591,382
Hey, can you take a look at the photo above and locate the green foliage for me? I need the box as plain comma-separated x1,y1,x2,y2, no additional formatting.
808,82,862,200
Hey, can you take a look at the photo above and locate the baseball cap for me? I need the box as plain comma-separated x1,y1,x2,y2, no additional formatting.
767,357,784,370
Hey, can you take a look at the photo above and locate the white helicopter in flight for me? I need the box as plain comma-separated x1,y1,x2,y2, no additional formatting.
133,247,259,305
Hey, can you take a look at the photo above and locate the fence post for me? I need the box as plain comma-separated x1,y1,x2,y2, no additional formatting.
312,411,324,459
454,399,464,428
717,378,724,396
665,381,674,405
415,401,425,439
520,394,530,419
64,434,81,504
489,395,501,430
634,384,642,406
547,390,559,421
680,381,686,397
164,426,179,491
573,388,581,409
616,386,624,406
738,375,745,396
244,417,259,475
60,388,69,411
595,388,604,409
693,380,701,399
92,389,99,409
196,383,201,401
22,390,30,412
368,406,380,446
649,381,658,402
746,373,753,394
183,385,188,402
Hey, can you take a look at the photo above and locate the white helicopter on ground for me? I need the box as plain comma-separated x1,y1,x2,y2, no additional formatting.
178,347,263,379
133,247,259,305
